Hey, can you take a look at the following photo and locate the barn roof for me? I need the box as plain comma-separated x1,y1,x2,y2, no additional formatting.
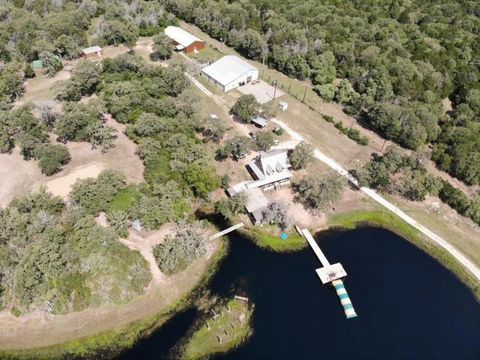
202,55,257,86
164,26,203,48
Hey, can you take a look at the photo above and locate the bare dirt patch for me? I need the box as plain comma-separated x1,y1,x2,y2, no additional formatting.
0,115,143,207
267,187,326,230
134,37,154,61
119,224,175,287
15,70,71,107
45,163,103,198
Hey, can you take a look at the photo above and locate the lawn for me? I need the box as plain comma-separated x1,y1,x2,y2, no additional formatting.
241,225,307,252
187,46,223,64
108,185,141,212
183,298,253,360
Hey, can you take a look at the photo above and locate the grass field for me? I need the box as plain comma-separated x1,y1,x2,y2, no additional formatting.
182,298,253,360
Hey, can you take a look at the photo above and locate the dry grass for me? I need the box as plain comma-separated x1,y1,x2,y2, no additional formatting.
0,115,143,208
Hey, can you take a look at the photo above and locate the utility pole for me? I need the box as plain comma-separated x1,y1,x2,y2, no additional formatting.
273,80,277,100
302,83,308,102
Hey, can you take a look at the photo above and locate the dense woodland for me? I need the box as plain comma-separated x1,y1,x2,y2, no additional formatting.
0,0,479,183
161,0,480,185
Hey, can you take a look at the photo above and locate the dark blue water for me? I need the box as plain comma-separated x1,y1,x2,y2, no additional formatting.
118,227,480,360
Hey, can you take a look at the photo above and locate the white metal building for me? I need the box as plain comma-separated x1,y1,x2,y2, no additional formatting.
202,55,259,92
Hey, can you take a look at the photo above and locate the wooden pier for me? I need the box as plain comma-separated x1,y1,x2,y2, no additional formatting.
209,223,245,240
300,228,357,319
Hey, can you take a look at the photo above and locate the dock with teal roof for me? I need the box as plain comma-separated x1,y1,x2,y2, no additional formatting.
300,228,358,319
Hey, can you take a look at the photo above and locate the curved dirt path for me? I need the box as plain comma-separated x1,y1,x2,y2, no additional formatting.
273,118,480,282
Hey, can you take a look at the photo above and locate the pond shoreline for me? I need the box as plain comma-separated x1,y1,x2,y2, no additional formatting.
2,208,479,359
0,239,228,360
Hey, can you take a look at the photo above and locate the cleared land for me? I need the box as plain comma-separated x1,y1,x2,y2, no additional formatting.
0,116,143,208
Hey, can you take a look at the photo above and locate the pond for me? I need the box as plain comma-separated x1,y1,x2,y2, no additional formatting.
118,227,480,360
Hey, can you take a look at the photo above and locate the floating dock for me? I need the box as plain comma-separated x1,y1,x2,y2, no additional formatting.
301,228,357,319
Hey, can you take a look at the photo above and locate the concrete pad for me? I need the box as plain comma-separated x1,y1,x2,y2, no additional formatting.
237,80,284,104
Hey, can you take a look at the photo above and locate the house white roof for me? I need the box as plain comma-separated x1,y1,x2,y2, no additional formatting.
164,26,203,48
82,46,102,55
248,149,291,180
202,55,257,86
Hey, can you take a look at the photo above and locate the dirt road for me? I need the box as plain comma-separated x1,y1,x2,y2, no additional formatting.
273,118,480,282
184,70,480,282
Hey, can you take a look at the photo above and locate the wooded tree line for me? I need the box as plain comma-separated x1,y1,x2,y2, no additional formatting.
0,183,151,314
0,0,176,108
161,0,480,185
1,0,478,184
357,146,480,225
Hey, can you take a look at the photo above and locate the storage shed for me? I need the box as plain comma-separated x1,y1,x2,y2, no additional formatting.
202,55,259,92
82,46,102,59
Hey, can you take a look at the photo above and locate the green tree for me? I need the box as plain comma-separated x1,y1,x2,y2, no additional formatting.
294,174,345,212
230,95,260,122
183,164,220,198
153,221,207,274
24,64,35,79
129,196,170,230
70,170,126,214
59,60,101,101
150,33,172,61
289,141,314,170
34,144,71,176
255,131,275,151
39,52,63,77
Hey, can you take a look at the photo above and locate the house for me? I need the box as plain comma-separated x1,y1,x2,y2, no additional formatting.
246,149,292,190
226,148,292,225
202,55,259,92
82,46,102,59
164,26,205,54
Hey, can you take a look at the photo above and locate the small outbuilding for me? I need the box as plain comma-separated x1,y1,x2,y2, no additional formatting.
164,26,205,54
251,116,268,128
202,55,259,92
82,46,102,59
278,101,288,111
244,188,270,225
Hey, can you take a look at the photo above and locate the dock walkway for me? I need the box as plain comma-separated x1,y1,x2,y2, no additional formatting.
300,228,357,319
209,223,245,240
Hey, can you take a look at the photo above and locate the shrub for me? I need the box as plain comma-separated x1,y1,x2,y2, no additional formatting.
70,170,126,214
153,221,207,274
35,144,71,175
